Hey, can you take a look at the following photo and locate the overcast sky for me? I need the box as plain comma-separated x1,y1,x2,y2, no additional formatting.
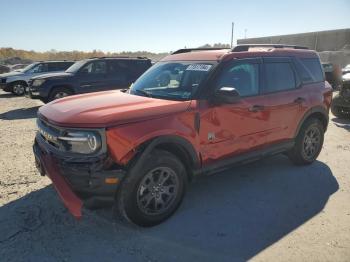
0,0,349,53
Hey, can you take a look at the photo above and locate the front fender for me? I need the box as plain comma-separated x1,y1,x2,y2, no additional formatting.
105,112,199,166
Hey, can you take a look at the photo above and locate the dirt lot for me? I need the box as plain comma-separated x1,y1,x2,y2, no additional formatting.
0,90,349,262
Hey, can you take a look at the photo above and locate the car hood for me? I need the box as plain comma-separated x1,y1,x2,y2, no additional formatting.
32,72,73,80
0,71,24,78
38,90,192,128
343,73,350,81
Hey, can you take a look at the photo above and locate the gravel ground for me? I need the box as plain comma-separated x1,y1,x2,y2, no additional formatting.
0,90,349,262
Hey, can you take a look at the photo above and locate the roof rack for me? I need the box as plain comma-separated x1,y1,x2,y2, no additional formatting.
172,47,229,55
232,44,309,52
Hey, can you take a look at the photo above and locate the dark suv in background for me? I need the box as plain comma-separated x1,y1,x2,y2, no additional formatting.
27,57,152,102
0,61,74,95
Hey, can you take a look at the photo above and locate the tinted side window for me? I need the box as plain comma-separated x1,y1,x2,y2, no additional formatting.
48,62,72,71
296,58,324,83
30,63,48,73
264,62,296,93
135,60,151,73
81,61,107,75
108,61,131,81
302,59,324,82
217,62,259,97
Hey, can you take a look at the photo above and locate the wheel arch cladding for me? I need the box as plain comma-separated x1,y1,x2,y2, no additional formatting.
135,135,200,181
295,106,329,137
51,85,75,94
11,80,28,86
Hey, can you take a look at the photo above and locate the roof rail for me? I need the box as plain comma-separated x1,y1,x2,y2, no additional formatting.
88,56,129,59
232,44,309,52
172,47,229,55
88,56,149,59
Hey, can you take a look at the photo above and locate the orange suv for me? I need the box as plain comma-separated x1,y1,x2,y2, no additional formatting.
33,45,332,226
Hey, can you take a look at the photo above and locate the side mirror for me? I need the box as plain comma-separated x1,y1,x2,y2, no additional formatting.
213,86,241,104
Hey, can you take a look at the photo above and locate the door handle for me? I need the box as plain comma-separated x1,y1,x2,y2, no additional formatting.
249,105,265,112
294,97,306,103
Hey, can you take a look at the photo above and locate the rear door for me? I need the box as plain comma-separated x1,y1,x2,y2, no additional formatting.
105,60,132,90
260,57,305,144
77,60,108,93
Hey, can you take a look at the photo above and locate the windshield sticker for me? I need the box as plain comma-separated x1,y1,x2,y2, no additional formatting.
186,64,212,71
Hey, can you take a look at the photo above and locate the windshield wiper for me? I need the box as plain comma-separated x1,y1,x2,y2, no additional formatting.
135,89,152,98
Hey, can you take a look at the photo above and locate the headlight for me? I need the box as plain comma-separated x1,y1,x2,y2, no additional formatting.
32,79,46,87
58,131,101,154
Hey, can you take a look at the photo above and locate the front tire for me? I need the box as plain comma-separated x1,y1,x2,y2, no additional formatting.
12,82,26,96
288,118,324,165
115,150,187,227
48,87,73,102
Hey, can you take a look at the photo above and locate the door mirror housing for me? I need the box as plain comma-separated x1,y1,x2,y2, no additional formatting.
213,86,241,104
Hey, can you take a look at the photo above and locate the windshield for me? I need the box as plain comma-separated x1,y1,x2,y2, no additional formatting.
21,63,38,73
130,61,214,100
65,60,87,73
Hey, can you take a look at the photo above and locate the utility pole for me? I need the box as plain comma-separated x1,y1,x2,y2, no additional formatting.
244,29,247,39
230,22,234,48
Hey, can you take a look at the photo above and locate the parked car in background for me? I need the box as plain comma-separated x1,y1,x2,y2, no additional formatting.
10,64,29,71
342,64,350,75
27,57,152,102
0,61,74,95
0,65,10,74
33,45,332,226
331,73,350,118
322,63,342,90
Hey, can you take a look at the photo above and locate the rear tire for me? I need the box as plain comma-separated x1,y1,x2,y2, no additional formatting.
48,87,73,102
288,118,324,165
115,149,187,227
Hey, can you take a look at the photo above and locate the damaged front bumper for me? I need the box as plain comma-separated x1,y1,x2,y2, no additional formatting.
33,133,126,219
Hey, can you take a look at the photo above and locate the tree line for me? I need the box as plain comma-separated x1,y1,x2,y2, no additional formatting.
0,48,169,64
0,44,230,64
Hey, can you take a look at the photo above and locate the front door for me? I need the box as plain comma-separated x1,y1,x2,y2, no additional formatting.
199,58,272,165
77,61,108,93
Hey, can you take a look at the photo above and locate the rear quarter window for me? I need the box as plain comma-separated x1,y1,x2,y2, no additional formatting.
296,58,324,84
263,62,296,93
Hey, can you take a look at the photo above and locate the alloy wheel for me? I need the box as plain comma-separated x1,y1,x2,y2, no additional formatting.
136,167,179,216
302,125,321,160
54,92,69,99
13,84,25,95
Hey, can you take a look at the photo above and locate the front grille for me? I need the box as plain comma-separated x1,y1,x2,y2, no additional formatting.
1,78,6,83
28,79,33,86
37,118,62,149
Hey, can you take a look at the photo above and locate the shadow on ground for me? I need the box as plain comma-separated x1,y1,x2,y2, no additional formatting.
0,92,18,98
0,106,40,120
0,155,338,262
332,116,350,131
